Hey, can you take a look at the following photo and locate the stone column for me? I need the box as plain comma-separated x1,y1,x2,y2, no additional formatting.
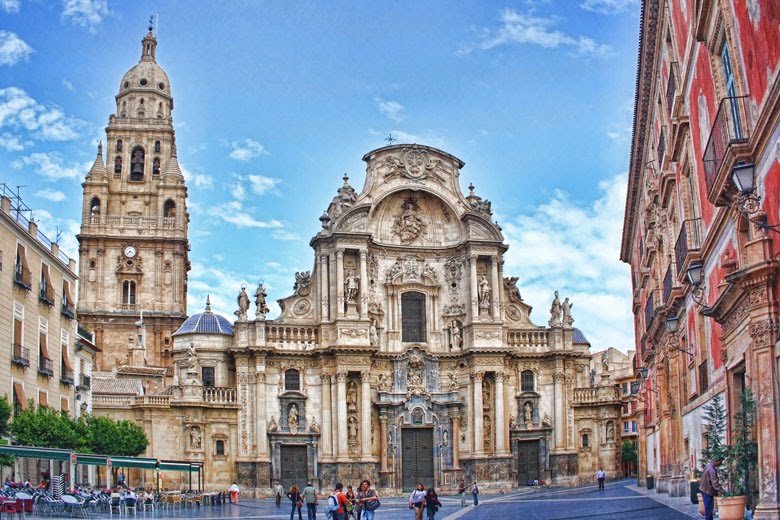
473,372,484,455
320,254,329,321
553,372,565,450
255,371,268,459
331,376,338,459
336,250,345,317
490,257,500,319
469,254,479,322
495,372,505,454
337,371,348,460
360,372,372,459
451,412,461,469
379,414,388,472
321,374,332,459
329,252,337,319
359,250,369,318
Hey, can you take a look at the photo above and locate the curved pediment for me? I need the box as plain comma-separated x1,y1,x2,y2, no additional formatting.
369,189,464,246
332,206,370,233
463,213,503,242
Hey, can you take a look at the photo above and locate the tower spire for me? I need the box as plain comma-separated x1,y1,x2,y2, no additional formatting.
141,21,157,62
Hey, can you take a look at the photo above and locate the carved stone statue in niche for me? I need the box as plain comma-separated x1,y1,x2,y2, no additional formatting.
449,320,462,350
447,372,459,391
483,415,492,452
255,283,269,318
377,373,391,392
369,319,379,346
442,429,449,447
524,402,533,425
606,421,615,442
509,415,518,430
187,342,198,371
478,275,491,307
309,417,320,433
288,404,299,434
268,416,278,432
482,381,491,411
347,380,358,411
189,426,201,449
235,285,250,321
348,416,359,451
406,354,426,397
344,269,359,303
549,290,562,327
294,271,312,296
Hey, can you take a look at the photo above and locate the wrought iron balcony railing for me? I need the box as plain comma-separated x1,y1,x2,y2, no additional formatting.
38,356,54,377
13,265,31,291
644,292,656,331
674,218,702,278
60,367,74,386
666,62,678,117
12,344,30,368
77,375,91,391
61,302,75,320
704,95,750,197
39,287,54,306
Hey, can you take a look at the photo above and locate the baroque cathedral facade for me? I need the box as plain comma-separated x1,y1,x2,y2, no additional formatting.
78,29,622,494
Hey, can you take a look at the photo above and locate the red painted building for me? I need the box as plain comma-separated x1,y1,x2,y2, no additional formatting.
620,1,780,517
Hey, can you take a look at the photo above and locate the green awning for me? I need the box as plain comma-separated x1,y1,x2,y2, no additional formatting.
158,462,198,472
0,445,71,461
76,454,108,466
110,456,158,469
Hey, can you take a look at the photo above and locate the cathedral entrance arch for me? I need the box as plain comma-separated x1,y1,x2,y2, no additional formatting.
280,445,308,490
401,428,434,491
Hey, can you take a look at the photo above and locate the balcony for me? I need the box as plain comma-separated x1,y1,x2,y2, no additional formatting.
703,96,751,201
674,218,702,279
61,302,75,320
12,344,30,368
573,386,620,405
666,62,678,117
657,129,666,165
13,265,31,291
60,367,74,386
203,387,237,404
662,264,680,305
77,375,91,391
644,292,656,331
38,356,54,377
39,287,54,306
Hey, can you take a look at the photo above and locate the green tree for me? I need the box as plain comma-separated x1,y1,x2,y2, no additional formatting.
85,416,148,457
9,404,84,449
0,396,14,469
621,440,638,464
725,388,757,497
701,394,728,469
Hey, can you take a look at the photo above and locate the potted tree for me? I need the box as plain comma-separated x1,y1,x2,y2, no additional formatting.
717,388,757,520
699,395,728,516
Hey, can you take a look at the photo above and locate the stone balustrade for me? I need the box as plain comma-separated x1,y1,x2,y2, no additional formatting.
93,395,135,407
135,395,171,406
507,330,549,351
87,215,184,231
203,387,237,403
573,386,621,404
265,325,319,350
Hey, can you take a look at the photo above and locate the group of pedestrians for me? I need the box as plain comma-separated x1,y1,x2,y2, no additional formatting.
456,480,480,507
273,480,379,520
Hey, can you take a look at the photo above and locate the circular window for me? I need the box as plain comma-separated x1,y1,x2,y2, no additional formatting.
140,78,148,86
123,81,129,89
158,82,165,90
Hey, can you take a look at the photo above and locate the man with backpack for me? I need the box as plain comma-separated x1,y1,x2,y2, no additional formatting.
325,483,350,520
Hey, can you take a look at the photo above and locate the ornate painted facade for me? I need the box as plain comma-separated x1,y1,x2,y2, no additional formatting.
83,30,622,494
621,1,780,517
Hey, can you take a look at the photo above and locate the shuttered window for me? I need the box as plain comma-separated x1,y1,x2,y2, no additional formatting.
401,291,426,343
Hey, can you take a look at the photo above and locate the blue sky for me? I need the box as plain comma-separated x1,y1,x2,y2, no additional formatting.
1,0,640,351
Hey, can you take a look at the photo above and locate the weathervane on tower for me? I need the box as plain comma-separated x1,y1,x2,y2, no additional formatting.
385,133,396,145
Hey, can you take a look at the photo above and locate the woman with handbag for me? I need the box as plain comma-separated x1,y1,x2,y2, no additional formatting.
357,480,379,520
344,485,357,519
286,484,304,520
408,483,426,520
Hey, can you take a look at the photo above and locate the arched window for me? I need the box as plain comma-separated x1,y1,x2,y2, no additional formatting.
153,157,161,175
163,200,176,218
215,439,225,456
521,370,535,392
154,140,161,153
285,369,300,391
401,291,426,342
90,197,101,216
114,156,122,174
116,139,123,152
122,281,136,305
130,146,145,181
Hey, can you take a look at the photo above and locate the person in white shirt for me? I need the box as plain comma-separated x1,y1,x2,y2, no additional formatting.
229,483,240,503
409,483,426,520
596,468,606,490
274,481,284,508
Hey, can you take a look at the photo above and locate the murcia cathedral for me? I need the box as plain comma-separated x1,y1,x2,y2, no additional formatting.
78,28,623,495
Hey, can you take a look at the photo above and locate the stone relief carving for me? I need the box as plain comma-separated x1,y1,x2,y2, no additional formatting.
377,373,392,392
309,416,320,433
406,353,428,397
466,183,493,216
392,197,427,244
376,148,446,183
504,276,522,302
294,271,312,296
267,416,278,432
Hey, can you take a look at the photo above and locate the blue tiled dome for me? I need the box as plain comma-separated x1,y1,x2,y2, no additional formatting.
173,297,234,336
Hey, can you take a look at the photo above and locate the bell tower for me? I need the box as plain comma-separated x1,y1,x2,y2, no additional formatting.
77,25,189,370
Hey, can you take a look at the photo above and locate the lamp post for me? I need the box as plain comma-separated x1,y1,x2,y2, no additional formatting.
731,160,780,233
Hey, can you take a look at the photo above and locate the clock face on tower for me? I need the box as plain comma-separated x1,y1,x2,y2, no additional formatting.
123,245,137,258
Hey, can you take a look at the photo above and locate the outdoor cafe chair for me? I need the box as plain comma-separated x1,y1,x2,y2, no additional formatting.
61,495,88,518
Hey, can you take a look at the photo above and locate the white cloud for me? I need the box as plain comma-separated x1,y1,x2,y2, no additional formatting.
61,0,108,32
12,152,89,180
272,229,300,241
209,200,284,229
462,8,612,57
30,210,80,261
35,189,67,202
180,163,214,189
1,0,21,13
247,174,280,195
231,182,246,201
0,31,33,66
228,138,267,161
0,87,85,141
501,172,633,350
375,98,405,122
580,0,638,15
0,132,27,151
62,79,74,92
